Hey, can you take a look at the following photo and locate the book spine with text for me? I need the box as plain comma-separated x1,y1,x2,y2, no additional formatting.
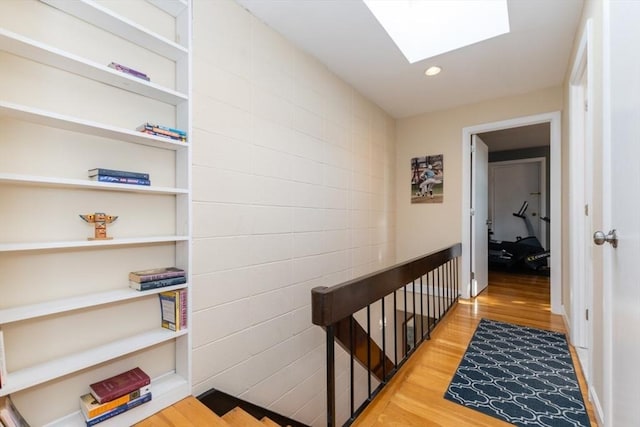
137,123,186,137
179,289,187,329
108,62,150,81
159,291,180,331
129,276,186,291
129,268,185,283
85,393,152,426
81,385,150,420
91,175,151,186
88,168,149,180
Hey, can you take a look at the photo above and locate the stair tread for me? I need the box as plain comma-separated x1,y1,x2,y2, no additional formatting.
135,397,231,427
261,416,281,426
173,397,232,426
222,407,265,427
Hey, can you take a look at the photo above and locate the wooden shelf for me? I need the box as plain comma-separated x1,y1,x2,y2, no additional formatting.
0,101,188,150
0,284,188,324
0,173,188,195
40,0,188,60
0,28,187,105
146,0,189,18
0,236,189,253
0,1,192,423
0,329,188,397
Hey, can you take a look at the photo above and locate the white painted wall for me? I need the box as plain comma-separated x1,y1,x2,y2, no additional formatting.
190,0,396,425
395,87,563,263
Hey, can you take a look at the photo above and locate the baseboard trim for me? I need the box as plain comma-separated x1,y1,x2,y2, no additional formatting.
589,385,605,426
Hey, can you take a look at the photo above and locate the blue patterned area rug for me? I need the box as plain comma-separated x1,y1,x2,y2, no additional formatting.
444,319,590,427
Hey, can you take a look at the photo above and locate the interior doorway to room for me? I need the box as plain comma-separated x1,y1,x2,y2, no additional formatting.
462,112,561,314
489,158,547,249
478,126,550,282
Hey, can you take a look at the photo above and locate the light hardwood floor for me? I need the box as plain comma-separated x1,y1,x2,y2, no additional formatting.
351,270,596,426
139,271,596,426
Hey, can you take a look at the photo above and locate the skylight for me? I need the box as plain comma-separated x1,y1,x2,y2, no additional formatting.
363,0,510,64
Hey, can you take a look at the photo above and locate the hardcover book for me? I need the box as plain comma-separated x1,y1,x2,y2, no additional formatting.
136,123,186,137
90,175,151,186
80,385,150,420
85,392,151,426
159,289,187,331
129,267,185,283
107,62,150,81
89,367,150,404
129,276,186,291
88,168,150,180
0,396,29,427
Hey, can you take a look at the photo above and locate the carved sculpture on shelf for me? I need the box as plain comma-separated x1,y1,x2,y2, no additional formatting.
79,212,118,240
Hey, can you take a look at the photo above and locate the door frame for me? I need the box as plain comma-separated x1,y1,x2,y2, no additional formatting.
568,18,594,381
488,157,547,249
461,111,561,314
470,135,489,297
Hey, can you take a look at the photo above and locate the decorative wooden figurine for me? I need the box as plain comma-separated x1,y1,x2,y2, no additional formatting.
79,212,118,240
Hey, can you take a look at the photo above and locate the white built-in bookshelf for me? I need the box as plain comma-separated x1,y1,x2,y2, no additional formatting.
0,0,191,425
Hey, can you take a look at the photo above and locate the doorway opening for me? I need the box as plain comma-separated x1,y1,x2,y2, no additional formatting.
461,112,562,314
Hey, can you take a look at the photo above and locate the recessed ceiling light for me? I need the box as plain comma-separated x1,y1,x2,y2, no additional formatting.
363,0,510,64
425,66,442,76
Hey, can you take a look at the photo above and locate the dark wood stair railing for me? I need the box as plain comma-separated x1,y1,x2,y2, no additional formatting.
312,243,462,427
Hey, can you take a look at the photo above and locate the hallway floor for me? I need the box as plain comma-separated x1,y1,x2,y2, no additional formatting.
352,271,596,426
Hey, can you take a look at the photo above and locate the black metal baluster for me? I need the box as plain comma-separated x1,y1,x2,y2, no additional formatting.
367,305,372,397
438,266,443,320
326,324,336,427
350,316,354,417
426,272,431,338
420,275,424,341
455,257,460,300
412,280,416,349
393,291,398,367
403,284,407,357
381,297,387,381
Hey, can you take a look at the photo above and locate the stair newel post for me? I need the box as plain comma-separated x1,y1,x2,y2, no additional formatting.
326,323,336,427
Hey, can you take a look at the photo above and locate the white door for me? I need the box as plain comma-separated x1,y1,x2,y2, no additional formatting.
489,160,544,246
471,135,489,296
604,2,640,424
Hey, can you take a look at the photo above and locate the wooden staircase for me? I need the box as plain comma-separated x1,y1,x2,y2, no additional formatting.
222,407,286,426
135,397,290,426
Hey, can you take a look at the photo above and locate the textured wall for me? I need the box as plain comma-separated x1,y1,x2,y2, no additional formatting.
191,1,396,424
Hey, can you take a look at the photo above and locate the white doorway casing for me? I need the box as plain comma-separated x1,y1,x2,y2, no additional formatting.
568,18,594,387
461,112,562,315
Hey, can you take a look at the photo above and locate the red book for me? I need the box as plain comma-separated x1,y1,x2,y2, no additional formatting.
89,367,151,404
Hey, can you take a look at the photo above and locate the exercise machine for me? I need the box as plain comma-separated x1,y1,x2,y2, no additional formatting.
488,201,550,273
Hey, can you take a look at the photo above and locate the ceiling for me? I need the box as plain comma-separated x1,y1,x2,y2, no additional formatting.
479,123,550,152
234,0,584,119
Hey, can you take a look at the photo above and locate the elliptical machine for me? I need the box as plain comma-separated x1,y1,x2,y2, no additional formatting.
488,201,550,273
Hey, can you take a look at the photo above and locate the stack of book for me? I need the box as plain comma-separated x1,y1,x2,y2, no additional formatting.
108,62,150,82
136,122,187,142
80,367,151,426
0,396,30,427
159,289,187,332
129,267,186,291
88,168,151,186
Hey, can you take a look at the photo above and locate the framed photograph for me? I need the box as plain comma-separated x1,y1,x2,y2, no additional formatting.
411,154,444,203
